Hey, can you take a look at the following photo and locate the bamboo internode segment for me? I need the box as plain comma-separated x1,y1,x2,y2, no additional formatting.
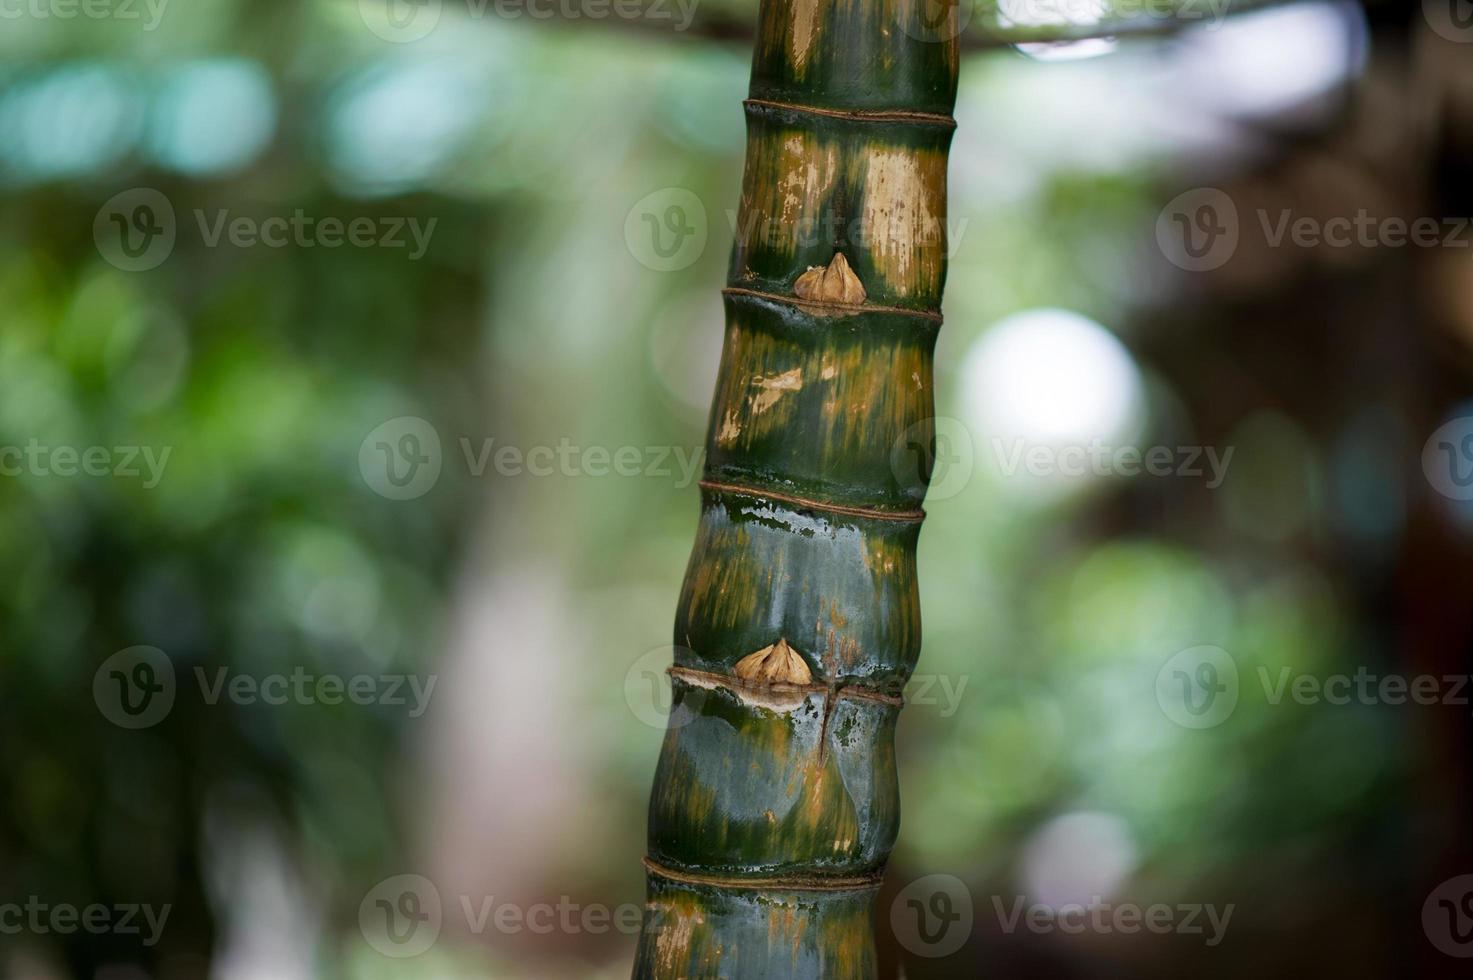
634,0,958,975
731,100,953,313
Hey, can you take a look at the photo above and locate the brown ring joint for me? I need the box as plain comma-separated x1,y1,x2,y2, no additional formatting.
698,479,926,524
643,856,887,892
744,97,956,129
722,286,942,324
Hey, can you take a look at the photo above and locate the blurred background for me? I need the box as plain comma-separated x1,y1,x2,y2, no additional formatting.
2,0,1473,977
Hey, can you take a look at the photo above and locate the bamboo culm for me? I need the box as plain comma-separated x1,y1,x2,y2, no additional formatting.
633,1,959,975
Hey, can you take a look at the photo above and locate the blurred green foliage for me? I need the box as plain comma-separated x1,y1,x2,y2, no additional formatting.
0,2,1434,978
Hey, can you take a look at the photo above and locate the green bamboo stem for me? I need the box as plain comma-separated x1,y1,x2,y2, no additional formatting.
634,2,958,975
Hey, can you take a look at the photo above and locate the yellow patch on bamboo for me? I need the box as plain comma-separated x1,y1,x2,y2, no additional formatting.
814,343,930,463
794,252,867,305
736,126,840,265
648,892,707,978
819,906,874,979
716,410,742,445
788,0,820,77
787,761,859,855
683,522,762,630
768,900,811,965
859,147,947,299
734,637,813,685
751,367,803,414
654,739,722,830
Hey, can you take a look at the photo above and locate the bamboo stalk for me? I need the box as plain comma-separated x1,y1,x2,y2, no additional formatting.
634,1,958,975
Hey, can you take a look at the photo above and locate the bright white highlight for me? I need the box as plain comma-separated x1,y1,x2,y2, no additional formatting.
963,308,1144,449
1022,811,1139,909
1177,1,1367,118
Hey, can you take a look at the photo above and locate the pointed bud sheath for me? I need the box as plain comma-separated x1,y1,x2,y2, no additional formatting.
733,638,814,685
794,253,867,306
